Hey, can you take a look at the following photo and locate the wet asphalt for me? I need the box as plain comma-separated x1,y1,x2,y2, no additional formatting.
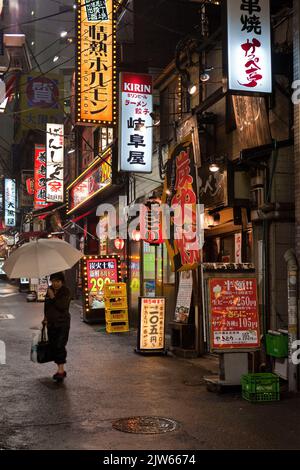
0,280,300,450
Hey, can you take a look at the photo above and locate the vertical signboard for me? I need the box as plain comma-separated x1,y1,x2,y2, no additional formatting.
209,277,260,351
226,0,272,94
46,124,64,203
162,136,202,272
174,271,193,323
4,179,16,227
137,297,166,354
76,0,116,125
119,72,153,172
34,145,47,209
20,171,34,208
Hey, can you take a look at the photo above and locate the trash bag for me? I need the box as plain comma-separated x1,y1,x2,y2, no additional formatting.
31,326,53,364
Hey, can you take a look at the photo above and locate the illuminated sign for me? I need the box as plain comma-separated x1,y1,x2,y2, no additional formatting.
162,136,201,272
119,72,153,172
76,0,116,125
209,277,260,351
4,179,16,227
138,297,166,352
46,124,64,203
67,148,112,215
82,255,120,315
34,145,48,208
226,0,272,94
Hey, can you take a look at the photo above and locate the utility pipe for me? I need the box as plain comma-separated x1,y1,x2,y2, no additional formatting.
284,249,298,392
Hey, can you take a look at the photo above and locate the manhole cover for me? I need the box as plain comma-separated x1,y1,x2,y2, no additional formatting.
112,416,179,434
0,314,15,320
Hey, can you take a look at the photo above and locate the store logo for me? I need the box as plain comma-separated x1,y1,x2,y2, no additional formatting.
0,340,6,365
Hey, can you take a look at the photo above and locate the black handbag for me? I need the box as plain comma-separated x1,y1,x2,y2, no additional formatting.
37,326,53,364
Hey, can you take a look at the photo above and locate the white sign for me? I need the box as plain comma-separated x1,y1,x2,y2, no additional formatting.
227,0,272,94
140,298,165,350
4,179,16,227
175,271,193,323
119,72,153,173
46,123,64,202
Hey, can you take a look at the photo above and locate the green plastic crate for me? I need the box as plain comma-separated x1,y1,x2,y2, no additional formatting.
241,373,280,403
266,333,288,358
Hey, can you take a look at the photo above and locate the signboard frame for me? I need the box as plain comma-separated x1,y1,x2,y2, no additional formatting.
136,296,167,355
81,254,121,323
206,275,260,353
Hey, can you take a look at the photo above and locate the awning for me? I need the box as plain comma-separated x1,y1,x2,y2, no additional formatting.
32,203,67,218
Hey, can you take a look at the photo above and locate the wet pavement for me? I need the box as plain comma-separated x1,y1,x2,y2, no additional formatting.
1,280,300,450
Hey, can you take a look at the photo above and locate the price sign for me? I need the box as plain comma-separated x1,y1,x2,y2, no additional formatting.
209,277,260,351
86,257,119,310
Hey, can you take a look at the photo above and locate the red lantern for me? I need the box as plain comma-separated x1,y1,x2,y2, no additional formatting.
132,229,141,242
140,198,163,245
114,238,125,250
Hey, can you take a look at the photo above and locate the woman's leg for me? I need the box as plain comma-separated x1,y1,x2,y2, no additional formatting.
48,324,70,375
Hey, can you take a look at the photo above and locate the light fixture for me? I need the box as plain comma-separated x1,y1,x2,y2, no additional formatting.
68,149,75,154
31,41,35,46
31,10,35,16
200,66,214,83
149,112,160,126
209,163,220,173
53,56,59,63
188,83,197,95
60,31,68,38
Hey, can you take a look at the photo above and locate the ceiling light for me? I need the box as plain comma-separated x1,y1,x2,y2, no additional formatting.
200,72,210,83
31,10,35,16
53,56,59,63
68,149,75,154
209,163,220,173
60,31,68,38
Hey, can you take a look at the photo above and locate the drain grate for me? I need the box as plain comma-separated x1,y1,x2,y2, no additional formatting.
112,416,179,434
0,314,15,320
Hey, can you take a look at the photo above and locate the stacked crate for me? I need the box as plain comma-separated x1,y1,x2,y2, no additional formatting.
104,283,129,333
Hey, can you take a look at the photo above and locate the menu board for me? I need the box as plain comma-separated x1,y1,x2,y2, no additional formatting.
209,277,260,351
174,271,193,323
86,257,119,310
139,297,165,351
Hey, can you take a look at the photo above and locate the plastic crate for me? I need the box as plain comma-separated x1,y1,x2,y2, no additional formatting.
241,373,280,403
106,321,129,333
104,297,128,310
104,283,127,297
266,333,288,358
105,309,128,322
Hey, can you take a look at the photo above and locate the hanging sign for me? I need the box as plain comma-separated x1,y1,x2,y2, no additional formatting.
162,136,202,272
119,72,153,172
137,297,166,354
226,0,272,94
4,179,16,227
46,124,64,203
235,233,242,263
76,0,116,125
209,277,260,351
174,271,193,323
34,145,48,209
140,198,163,245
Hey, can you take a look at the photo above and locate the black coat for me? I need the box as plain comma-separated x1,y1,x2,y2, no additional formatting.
44,286,71,326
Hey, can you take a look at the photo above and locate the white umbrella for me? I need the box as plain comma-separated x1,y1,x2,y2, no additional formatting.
3,238,84,279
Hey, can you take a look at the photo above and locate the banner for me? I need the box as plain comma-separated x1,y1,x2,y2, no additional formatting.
174,271,193,323
4,179,16,227
34,145,47,209
209,277,260,351
76,0,116,125
226,0,272,94
119,72,153,172
46,124,64,203
162,136,201,272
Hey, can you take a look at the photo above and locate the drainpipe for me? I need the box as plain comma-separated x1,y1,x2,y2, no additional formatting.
284,249,298,392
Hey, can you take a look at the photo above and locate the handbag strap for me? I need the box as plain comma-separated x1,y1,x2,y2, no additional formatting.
41,325,47,342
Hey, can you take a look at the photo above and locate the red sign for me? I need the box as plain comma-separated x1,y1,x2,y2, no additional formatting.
162,136,201,272
209,277,260,351
86,257,119,310
34,145,48,208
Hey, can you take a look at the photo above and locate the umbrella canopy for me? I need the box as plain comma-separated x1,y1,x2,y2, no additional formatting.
3,238,84,279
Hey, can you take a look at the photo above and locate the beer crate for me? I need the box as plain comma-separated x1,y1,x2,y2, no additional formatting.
105,309,128,322
104,283,127,298
106,320,129,334
104,296,128,310
241,373,280,403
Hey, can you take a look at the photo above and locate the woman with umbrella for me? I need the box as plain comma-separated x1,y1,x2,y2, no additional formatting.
43,272,71,382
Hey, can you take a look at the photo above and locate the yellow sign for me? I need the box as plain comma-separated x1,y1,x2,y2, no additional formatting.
76,0,116,125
